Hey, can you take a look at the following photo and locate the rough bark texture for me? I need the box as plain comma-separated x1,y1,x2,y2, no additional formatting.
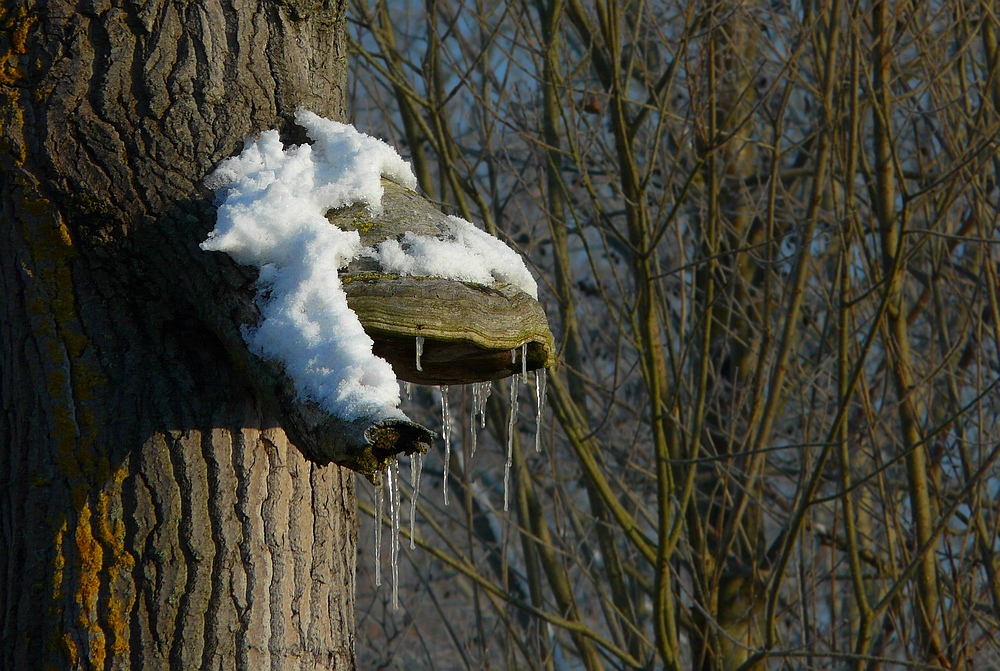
0,0,359,668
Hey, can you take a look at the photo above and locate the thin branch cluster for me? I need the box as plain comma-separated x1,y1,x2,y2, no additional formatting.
350,1,1000,669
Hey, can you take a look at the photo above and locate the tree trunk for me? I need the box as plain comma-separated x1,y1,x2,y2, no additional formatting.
0,0,359,668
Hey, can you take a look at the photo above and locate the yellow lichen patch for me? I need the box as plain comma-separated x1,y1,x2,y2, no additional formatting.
95,461,135,658
47,516,70,662
18,199,87,478
350,213,376,233
51,518,67,601
0,4,34,165
17,185,119,667
0,4,35,85
19,192,106,478
19,273,85,492
59,633,79,669
8,6,33,53
74,501,107,670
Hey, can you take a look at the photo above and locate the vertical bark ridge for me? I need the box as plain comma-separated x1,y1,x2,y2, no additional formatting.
288,438,313,653
264,432,292,668
231,424,255,671
236,425,269,668
168,430,213,669
200,427,236,671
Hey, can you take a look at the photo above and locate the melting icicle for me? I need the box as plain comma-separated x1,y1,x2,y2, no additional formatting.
504,375,519,512
403,380,412,401
521,343,528,381
440,385,451,506
388,458,401,610
535,368,547,453
470,381,491,458
374,470,384,587
475,381,491,429
469,401,478,460
409,452,423,550
415,336,425,372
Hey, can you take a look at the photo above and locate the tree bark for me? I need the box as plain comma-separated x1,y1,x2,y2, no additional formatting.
0,0,360,668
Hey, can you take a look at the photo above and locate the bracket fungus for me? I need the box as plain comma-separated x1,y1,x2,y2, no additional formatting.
337,179,554,386
201,112,553,478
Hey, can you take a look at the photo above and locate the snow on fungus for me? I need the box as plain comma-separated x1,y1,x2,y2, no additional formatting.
200,110,539,423
369,216,538,299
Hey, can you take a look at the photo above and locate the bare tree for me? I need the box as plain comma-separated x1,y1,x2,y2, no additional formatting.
351,0,1000,669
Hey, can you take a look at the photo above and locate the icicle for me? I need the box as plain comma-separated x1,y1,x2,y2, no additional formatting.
504,375,519,512
521,343,528,381
474,381,491,429
470,381,491,458
469,401,478,460
403,380,412,401
512,348,517,364
440,385,451,506
374,470,384,587
409,451,423,550
535,368,547,453
388,458,401,610
415,336,425,372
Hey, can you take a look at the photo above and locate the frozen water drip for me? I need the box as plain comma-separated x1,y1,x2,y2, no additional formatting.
409,451,423,550
374,471,383,587
388,458,401,610
469,400,477,459
535,368,546,453
475,381,491,429
470,381,491,458
415,335,425,372
504,375,519,512
440,385,451,506
403,380,412,401
521,343,528,381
